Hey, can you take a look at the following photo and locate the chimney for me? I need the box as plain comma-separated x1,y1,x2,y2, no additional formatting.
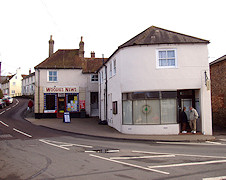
91,51,95,58
79,36,84,58
29,68,31,74
49,35,54,57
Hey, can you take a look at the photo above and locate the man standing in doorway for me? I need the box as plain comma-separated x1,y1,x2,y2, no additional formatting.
189,106,199,133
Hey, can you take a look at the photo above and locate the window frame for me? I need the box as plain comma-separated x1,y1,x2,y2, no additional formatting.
156,49,177,68
113,59,116,75
91,74,98,82
47,70,58,82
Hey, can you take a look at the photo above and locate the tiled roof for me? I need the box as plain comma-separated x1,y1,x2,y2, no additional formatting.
35,49,106,73
119,26,209,48
210,55,226,66
22,72,35,79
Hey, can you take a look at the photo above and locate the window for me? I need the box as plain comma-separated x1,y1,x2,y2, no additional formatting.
113,59,116,75
13,82,16,86
110,63,112,77
113,101,117,114
11,90,15,94
91,74,98,82
101,71,104,83
157,49,177,68
45,95,56,110
48,71,57,82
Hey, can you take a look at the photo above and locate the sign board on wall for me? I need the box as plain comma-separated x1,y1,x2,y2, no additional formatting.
79,100,85,110
44,87,79,93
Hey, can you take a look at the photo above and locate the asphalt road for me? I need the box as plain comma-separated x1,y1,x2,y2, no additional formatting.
0,98,226,180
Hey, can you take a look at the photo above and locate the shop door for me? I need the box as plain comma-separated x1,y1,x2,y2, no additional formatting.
90,92,98,116
181,99,192,120
57,97,65,118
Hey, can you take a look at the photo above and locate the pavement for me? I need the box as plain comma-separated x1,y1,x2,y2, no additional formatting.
24,111,217,142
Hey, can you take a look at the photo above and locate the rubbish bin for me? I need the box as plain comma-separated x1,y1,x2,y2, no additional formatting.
80,109,86,118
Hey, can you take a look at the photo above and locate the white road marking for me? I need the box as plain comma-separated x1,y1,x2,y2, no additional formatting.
203,176,226,180
39,139,93,150
0,111,5,115
110,154,175,160
148,159,226,169
6,107,11,111
89,154,170,175
0,121,9,127
13,128,32,138
132,150,226,159
156,141,225,146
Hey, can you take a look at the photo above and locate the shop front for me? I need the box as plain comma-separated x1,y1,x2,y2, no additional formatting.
43,87,81,118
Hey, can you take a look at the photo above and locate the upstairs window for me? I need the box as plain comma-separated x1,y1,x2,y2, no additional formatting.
91,74,98,82
113,59,116,75
110,63,112,77
157,49,177,68
48,71,58,82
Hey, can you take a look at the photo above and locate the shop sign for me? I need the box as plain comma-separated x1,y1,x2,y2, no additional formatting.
80,100,85,110
44,87,78,93
44,110,57,113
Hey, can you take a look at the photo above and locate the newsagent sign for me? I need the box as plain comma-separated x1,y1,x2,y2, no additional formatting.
44,87,79,93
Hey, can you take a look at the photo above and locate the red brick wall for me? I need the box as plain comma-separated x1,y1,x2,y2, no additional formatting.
210,60,226,128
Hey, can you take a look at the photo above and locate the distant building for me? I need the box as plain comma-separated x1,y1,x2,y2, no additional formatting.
34,36,106,118
1,68,25,97
98,26,212,135
210,55,226,128
22,69,35,97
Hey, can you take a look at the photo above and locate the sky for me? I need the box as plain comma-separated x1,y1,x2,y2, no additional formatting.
0,0,225,75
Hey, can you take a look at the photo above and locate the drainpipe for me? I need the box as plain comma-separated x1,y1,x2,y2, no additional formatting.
103,54,108,121
38,69,40,115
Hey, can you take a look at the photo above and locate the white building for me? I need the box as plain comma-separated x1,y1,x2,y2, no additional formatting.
98,26,212,135
34,36,106,118
22,70,35,96
1,68,24,97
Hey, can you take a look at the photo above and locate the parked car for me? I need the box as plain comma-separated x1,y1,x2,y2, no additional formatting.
7,96,13,104
0,99,6,108
2,97,10,106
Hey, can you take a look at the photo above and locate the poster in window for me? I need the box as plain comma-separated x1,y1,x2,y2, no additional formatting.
80,100,85,110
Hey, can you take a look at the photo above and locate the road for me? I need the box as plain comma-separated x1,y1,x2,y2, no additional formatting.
0,98,226,180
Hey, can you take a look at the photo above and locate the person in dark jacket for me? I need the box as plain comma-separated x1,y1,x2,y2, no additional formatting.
181,107,188,133
28,99,34,112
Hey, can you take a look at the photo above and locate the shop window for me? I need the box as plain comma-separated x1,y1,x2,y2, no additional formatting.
46,95,56,110
161,99,177,124
67,94,78,112
113,101,117,114
123,100,132,124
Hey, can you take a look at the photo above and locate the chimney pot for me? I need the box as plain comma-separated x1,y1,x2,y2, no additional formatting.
91,51,95,58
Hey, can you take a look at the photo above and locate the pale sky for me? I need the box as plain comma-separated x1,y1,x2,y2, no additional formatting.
0,0,225,75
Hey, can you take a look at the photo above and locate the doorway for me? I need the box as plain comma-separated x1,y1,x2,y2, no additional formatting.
57,97,65,118
90,92,98,116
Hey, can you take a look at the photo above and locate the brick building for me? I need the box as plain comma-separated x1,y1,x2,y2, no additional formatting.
210,55,226,128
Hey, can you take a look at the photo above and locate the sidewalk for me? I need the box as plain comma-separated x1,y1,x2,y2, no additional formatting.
25,112,215,142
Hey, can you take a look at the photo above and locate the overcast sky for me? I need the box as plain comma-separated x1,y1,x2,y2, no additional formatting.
0,0,225,75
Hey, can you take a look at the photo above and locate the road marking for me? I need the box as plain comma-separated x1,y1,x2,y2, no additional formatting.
205,141,222,145
89,154,170,175
156,141,225,146
0,111,5,115
148,159,226,169
39,139,93,150
203,176,226,180
132,150,226,159
219,139,226,142
13,128,32,138
0,120,9,127
110,154,175,160
6,107,11,111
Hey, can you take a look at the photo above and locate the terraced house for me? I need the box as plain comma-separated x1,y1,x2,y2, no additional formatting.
98,26,212,135
34,36,106,118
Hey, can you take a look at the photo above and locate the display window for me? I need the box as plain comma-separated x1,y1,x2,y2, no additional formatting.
66,93,79,112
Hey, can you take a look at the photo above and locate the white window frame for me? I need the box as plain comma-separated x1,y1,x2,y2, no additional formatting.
47,70,58,82
156,49,177,68
91,74,98,82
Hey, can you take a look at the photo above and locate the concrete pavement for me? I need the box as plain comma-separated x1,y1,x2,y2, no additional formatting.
24,111,216,142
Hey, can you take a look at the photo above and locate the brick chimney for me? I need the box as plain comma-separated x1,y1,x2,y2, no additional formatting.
79,36,84,58
91,51,95,58
29,68,31,74
49,35,54,57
